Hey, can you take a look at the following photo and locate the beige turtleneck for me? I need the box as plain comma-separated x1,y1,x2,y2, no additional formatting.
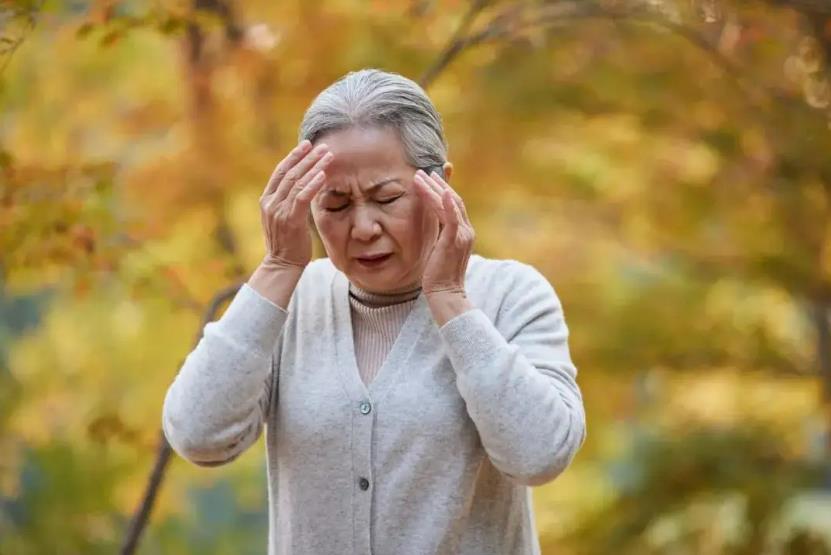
348,282,421,386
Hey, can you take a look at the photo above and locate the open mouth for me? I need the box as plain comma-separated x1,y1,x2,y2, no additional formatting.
355,253,393,268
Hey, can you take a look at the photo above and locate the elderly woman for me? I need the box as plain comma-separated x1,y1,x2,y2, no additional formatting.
162,69,586,555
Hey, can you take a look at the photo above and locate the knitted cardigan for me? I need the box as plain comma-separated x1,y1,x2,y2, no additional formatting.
162,254,587,554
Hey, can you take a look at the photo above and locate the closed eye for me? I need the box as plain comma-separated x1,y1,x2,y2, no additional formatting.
322,194,403,212
377,195,403,205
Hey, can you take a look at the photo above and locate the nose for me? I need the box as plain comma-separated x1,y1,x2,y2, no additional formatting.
350,204,382,242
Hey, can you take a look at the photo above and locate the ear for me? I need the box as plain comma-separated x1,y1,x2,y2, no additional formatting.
442,161,453,182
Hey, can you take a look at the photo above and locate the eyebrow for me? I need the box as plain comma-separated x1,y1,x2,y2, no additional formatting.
322,178,402,197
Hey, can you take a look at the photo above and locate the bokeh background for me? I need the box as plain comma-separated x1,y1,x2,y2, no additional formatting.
2,0,831,553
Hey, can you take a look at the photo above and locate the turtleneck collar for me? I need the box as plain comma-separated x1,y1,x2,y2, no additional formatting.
348,282,422,308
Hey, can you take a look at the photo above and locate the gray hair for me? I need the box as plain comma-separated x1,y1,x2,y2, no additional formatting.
298,69,448,173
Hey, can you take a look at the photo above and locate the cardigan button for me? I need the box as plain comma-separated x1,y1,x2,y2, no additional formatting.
359,477,370,491
359,401,372,415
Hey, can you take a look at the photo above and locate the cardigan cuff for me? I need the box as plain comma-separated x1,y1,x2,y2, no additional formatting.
215,282,289,355
438,308,505,376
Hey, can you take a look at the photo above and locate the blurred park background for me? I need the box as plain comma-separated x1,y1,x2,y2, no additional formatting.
2,0,831,553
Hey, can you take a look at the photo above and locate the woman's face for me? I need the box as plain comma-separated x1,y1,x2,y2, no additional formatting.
310,126,447,294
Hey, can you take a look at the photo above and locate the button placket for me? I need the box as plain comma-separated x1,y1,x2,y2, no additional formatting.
351,396,375,553
357,402,372,492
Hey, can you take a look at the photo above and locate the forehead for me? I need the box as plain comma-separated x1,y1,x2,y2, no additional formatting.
316,126,410,188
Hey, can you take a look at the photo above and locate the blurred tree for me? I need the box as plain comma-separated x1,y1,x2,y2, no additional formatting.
2,1,831,554
556,425,827,554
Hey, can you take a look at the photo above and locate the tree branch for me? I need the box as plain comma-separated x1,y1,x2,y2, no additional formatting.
0,0,43,75
418,0,491,88
120,281,243,555
418,0,811,115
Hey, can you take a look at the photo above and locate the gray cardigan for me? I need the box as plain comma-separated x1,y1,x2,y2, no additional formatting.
162,254,587,554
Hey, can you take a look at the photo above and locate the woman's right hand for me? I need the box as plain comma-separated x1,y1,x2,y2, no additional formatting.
259,140,333,269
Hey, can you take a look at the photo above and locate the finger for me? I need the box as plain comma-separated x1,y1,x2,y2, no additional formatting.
416,172,448,228
274,143,331,202
414,174,448,225
263,140,312,197
431,170,471,226
421,172,461,231
414,173,442,206
416,169,444,199
448,190,471,227
287,150,334,204
452,195,470,228
442,189,460,230
294,170,327,207
414,174,445,217
425,172,464,232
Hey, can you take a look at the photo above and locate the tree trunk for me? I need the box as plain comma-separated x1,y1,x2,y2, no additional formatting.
121,283,242,554
815,295,831,455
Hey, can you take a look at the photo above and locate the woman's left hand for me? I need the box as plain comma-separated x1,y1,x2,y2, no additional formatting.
413,169,475,298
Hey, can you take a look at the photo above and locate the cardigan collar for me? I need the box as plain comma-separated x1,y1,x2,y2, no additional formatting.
334,270,433,401
348,282,422,308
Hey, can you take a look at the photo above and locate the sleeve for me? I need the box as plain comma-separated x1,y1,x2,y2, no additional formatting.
438,262,587,486
162,283,288,467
